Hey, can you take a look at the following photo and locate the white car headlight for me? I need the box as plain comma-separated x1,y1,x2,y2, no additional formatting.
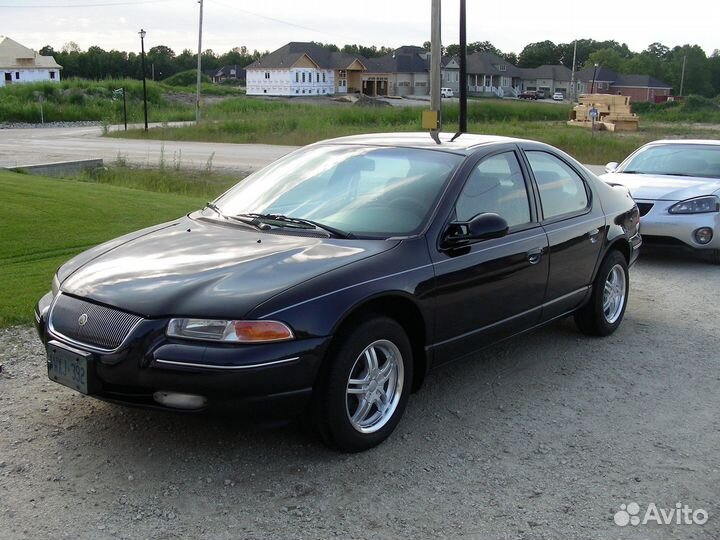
668,196,719,214
167,318,294,343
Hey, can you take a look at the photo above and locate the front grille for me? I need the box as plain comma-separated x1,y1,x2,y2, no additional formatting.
637,202,654,216
49,295,143,350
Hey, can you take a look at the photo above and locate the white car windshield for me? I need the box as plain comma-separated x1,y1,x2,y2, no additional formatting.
621,144,720,178
213,145,463,237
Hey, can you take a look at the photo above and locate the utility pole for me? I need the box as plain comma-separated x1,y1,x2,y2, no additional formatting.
569,39,577,101
458,0,467,133
196,0,204,124
679,55,687,96
427,0,442,143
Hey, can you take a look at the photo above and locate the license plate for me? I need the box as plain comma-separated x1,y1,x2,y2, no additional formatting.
47,341,94,394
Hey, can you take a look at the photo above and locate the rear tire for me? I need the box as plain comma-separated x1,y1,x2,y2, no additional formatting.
311,316,413,452
575,250,629,337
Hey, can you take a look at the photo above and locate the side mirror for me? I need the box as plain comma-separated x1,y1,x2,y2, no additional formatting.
605,162,619,173
444,212,509,247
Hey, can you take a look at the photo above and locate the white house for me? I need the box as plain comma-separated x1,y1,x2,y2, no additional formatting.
245,42,366,97
0,36,62,88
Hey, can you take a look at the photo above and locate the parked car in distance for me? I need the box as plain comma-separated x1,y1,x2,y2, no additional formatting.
602,139,720,263
552,91,564,101
35,132,641,452
535,90,546,99
441,87,454,98
518,90,539,100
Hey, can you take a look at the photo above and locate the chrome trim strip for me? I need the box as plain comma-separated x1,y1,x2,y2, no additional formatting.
154,356,300,371
47,293,145,354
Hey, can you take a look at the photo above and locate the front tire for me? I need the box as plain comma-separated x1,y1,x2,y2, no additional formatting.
312,316,413,452
575,250,629,336
708,249,720,265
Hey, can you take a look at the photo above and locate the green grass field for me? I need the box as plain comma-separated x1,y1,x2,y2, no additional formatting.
0,170,206,327
109,96,697,164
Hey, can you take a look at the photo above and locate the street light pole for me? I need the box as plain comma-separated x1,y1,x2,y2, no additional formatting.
196,0,204,124
139,28,148,131
590,62,599,94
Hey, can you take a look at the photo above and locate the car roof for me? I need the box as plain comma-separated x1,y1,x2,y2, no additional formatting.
644,139,720,147
318,132,534,155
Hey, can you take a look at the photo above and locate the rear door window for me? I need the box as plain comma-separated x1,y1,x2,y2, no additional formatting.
526,151,589,220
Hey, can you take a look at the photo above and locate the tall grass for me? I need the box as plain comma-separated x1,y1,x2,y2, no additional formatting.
0,78,194,123
111,97,659,163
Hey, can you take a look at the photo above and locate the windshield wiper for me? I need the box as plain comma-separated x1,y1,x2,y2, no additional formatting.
238,213,355,239
204,203,270,231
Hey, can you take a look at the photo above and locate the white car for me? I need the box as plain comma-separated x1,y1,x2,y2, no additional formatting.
601,140,720,263
440,88,454,98
552,92,564,101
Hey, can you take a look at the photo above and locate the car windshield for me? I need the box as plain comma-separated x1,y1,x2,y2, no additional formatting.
212,144,463,237
621,144,720,178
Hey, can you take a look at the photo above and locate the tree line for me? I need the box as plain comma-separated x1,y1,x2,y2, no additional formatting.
40,38,720,97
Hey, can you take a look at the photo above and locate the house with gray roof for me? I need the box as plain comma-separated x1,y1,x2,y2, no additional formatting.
465,51,521,97
362,46,432,97
441,56,460,94
518,65,572,96
575,67,672,102
245,42,366,96
212,65,246,84
0,36,62,87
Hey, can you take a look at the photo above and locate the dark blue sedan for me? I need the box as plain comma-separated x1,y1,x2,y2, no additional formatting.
35,133,641,452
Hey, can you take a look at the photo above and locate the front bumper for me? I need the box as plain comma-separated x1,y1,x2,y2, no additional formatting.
636,199,720,251
34,294,330,418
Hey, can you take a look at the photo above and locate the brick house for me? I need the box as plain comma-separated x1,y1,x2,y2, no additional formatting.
576,67,672,102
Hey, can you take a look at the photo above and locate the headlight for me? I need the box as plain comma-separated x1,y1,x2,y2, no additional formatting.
668,196,719,214
167,319,294,343
51,274,61,296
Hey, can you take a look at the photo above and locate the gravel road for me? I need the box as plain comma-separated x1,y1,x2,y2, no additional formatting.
1,250,718,540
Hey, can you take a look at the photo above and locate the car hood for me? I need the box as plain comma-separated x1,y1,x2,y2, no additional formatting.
601,172,720,201
59,215,397,319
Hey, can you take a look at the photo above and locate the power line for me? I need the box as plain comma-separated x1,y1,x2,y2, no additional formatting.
0,0,175,8
209,0,340,39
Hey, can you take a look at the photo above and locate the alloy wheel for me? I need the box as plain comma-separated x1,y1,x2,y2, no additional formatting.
602,264,626,324
345,339,404,434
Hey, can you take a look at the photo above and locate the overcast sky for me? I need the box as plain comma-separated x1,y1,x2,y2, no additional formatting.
3,0,718,57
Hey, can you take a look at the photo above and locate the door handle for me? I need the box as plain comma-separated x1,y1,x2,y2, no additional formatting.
587,228,601,243
526,247,543,265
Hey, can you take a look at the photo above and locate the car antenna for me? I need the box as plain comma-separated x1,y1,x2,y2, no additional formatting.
451,0,467,143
